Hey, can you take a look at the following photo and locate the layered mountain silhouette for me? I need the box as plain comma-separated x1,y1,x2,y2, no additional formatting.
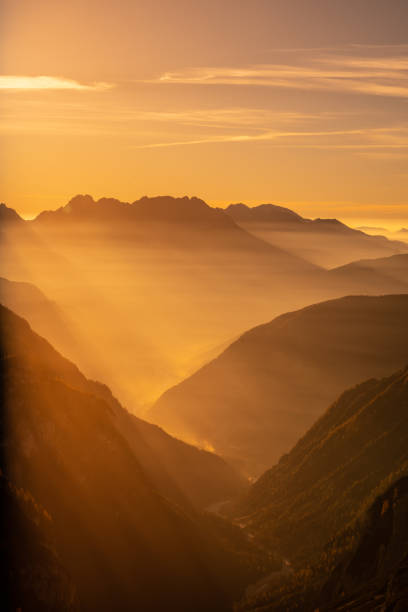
150,295,408,475
3,194,406,411
0,304,275,611
330,253,408,291
2,195,333,408
32,195,319,268
2,192,408,610
0,277,80,357
225,203,408,267
235,367,408,610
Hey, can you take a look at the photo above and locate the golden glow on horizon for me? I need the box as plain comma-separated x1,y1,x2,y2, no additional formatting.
0,1,407,224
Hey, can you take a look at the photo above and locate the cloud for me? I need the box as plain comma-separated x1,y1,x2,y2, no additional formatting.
150,49,408,99
0,103,329,136
0,76,113,90
133,126,408,150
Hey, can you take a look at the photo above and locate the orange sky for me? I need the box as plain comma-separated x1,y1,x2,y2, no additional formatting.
1,0,407,227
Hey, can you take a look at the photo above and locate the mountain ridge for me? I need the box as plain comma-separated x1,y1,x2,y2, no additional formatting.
150,294,408,475
235,367,408,610
224,202,408,267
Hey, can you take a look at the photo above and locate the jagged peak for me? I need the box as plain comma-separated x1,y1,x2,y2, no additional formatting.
0,202,24,223
33,193,236,228
226,202,304,222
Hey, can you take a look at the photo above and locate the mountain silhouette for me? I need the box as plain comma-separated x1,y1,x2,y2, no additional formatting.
32,194,321,265
0,203,24,226
0,277,80,357
225,203,304,224
150,295,408,476
0,304,271,611
225,203,408,267
330,253,408,291
1,194,338,409
4,194,406,411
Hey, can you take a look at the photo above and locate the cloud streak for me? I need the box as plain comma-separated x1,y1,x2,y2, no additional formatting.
0,76,113,90
0,103,333,136
133,126,408,150
151,50,408,99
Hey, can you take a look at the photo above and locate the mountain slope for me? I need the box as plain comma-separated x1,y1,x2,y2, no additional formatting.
150,295,408,476
238,366,408,563
320,477,408,611
0,472,79,611
0,277,81,358
239,473,408,611
0,303,244,510
0,202,24,226
234,369,408,611
225,203,408,267
330,253,408,290
0,305,268,610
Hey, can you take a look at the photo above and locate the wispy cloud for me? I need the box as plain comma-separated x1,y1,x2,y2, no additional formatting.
0,104,327,136
150,49,408,99
133,126,408,150
0,76,113,90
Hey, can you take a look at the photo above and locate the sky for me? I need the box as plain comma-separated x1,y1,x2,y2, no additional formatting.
1,0,408,227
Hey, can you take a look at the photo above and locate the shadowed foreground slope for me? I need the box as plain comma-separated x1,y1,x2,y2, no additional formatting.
236,367,408,610
0,305,269,612
239,476,408,611
239,366,408,562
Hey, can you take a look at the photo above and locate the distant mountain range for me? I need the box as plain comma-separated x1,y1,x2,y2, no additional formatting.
234,366,408,610
150,295,408,475
31,195,316,264
329,253,408,292
0,304,274,611
225,202,408,267
0,196,329,408
2,195,407,410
